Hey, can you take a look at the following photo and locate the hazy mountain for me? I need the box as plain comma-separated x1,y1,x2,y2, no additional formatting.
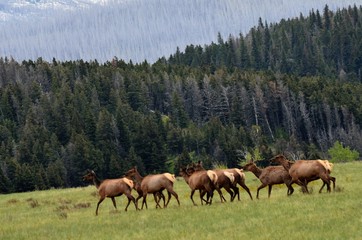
0,0,360,63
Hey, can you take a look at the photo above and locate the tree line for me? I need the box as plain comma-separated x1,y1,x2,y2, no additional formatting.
169,5,362,80
0,5,361,193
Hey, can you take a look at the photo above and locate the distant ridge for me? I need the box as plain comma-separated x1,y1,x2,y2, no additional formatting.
0,0,360,63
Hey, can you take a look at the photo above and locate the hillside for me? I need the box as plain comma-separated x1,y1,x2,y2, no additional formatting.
0,0,360,63
0,4,362,193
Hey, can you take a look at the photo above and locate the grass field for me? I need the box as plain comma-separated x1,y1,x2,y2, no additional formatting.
1,162,361,240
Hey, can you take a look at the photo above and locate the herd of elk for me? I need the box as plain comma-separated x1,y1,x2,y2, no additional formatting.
83,154,337,215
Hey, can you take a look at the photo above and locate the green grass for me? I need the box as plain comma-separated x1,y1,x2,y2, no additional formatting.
1,162,361,240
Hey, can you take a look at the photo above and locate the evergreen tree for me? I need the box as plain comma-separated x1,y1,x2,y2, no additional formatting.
251,29,262,70
171,92,189,128
174,147,192,174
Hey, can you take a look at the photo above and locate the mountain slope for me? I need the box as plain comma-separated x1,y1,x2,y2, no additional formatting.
0,0,360,63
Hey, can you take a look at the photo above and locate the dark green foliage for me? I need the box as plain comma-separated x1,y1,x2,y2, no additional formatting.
171,5,362,79
174,147,192,174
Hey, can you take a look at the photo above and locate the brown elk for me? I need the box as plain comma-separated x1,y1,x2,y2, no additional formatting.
131,177,166,209
192,162,236,202
193,162,253,201
82,170,137,215
212,169,236,202
270,154,335,193
124,166,180,209
243,161,294,198
224,168,253,201
179,166,218,205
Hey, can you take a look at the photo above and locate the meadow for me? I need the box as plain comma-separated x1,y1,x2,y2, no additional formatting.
0,162,361,240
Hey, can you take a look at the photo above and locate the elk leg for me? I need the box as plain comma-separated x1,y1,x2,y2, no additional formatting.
257,183,267,199
199,189,209,204
295,179,309,193
155,191,166,207
286,179,294,196
330,176,336,190
320,176,336,192
215,187,226,203
223,186,234,202
321,175,331,193
190,189,197,206
319,182,326,193
170,190,180,206
111,197,117,209
286,183,294,195
239,182,253,200
204,185,214,205
231,187,239,201
165,187,180,207
124,192,136,211
153,193,162,208
208,190,214,205
96,197,105,216
161,192,166,207
135,195,143,210
142,193,148,209
268,185,273,198
163,191,171,207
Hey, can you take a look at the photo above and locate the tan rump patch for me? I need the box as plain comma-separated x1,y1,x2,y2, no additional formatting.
207,170,218,184
122,178,134,189
234,168,245,178
163,173,176,182
223,171,235,183
317,160,333,172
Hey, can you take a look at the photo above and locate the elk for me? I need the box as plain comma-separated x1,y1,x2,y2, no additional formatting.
212,169,236,202
192,162,236,202
179,166,218,206
224,168,253,201
270,154,335,193
193,162,253,201
243,161,294,198
82,170,137,215
124,166,180,209
131,177,166,209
